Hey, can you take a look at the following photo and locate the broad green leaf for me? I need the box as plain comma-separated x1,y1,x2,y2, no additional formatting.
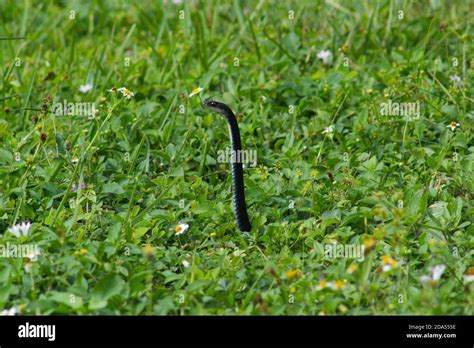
89,275,125,310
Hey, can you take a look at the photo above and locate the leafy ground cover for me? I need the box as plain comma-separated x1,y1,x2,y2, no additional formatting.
0,0,473,315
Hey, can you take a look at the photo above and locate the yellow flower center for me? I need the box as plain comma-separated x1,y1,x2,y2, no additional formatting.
142,244,155,256
334,280,345,289
364,238,376,248
285,269,302,280
348,264,358,273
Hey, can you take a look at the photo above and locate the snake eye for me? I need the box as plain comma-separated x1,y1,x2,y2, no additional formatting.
203,100,221,110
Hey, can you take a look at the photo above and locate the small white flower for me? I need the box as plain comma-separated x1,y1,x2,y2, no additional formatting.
380,255,399,273
420,264,446,285
419,275,431,284
118,87,135,99
182,260,190,268
463,267,474,284
26,247,41,262
0,307,18,316
431,264,446,281
322,125,334,135
330,280,346,290
188,87,203,98
316,50,333,64
79,84,93,93
346,264,358,274
7,221,32,238
431,265,446,282
315,280,345,291
24,262,33,272
463,275,474,283
446,121,460,131
449,74,462,88
316,280,333,290
175,223,189,235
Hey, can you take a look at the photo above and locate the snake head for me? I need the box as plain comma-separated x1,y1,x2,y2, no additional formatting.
202,99,233,116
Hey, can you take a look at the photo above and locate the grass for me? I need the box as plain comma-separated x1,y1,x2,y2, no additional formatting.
0,0,473,315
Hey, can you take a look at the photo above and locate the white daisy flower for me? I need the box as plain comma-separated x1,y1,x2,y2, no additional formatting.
316,50,333,64
315,280,346,291
420,264,446,285
26,247,41,262
24,262,33,272
463,275,474,283
431,264,446,281
463,267,474,284
347,264,358,274
0,307,18,316
330,280,346,290
316,280,333,290
449,74,462,88
7,221,32,238
446,121,460,131
419,275,431,284
380,255,399,273
188,87,203,98
79,84,93,93
322,125,334,134
118,87,135,99
175,223,189,235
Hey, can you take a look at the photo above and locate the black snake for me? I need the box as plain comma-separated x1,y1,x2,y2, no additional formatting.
203,99,252,232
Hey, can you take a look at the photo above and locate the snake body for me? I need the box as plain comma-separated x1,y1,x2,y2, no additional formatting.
203,100,252,232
